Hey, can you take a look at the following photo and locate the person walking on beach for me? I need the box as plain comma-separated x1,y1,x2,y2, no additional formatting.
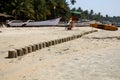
67,18,73,30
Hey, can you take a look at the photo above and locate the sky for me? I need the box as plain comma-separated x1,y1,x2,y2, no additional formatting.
66,0,120,17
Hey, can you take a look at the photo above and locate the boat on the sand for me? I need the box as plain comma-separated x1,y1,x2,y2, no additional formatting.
7,17,61,27
90,23,118,31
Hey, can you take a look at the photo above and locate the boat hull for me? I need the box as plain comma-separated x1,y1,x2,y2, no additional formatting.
7,20,25,27
26,18,61,26
7,18,61,27
90,23,118,31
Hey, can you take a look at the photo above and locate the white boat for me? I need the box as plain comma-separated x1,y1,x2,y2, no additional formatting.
26,17,61,26
7,17,61,27
7,20,26,27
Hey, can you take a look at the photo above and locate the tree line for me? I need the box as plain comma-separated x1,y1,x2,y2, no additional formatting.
0,0,120,23
71,7,120,23
0,0,74,20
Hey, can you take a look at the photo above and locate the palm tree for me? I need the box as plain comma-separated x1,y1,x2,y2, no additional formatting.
20,0,34,20
84,10,89,19
32,0,51,20
55,0,70,18
0,0,75,20
89,9,94,20
10,0,25,19
70,0,76,5
9,0,34,20
45,0,70,19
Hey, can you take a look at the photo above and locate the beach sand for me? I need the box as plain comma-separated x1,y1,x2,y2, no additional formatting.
0,27,120,80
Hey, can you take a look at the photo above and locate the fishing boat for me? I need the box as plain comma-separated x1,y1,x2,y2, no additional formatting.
7,17,61,27
26,17,61,26
90,23,118,31
7,20,26,27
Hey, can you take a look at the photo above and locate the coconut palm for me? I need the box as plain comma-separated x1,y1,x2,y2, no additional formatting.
0,0,75,20
70,0,76,5
10,0,25,19
20,0,34,20
32,0,51,20
9,0,34,20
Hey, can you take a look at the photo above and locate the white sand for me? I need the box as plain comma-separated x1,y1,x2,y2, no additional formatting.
0,27,120,80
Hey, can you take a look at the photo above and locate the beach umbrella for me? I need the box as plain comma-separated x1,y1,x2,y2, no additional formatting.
70,11,81,14
70,11,81,21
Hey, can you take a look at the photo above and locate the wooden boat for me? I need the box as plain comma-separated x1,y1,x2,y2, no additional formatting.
90,23,118,31
7,17,61,27
26,17,61,26
7,20,26,27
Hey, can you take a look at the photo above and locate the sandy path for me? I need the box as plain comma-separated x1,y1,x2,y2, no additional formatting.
0,27,120,80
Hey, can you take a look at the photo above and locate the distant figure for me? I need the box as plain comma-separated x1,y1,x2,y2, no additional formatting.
67,18,73,30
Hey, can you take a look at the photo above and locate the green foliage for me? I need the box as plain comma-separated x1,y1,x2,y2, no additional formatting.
71,7,120,23
0,0,119,22
0,0,71,20
70,0,76,5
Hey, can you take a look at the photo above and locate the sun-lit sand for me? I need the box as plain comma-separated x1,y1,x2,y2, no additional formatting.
0,26,120,80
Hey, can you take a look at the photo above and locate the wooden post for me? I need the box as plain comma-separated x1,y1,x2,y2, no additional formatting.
8,50,17,58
